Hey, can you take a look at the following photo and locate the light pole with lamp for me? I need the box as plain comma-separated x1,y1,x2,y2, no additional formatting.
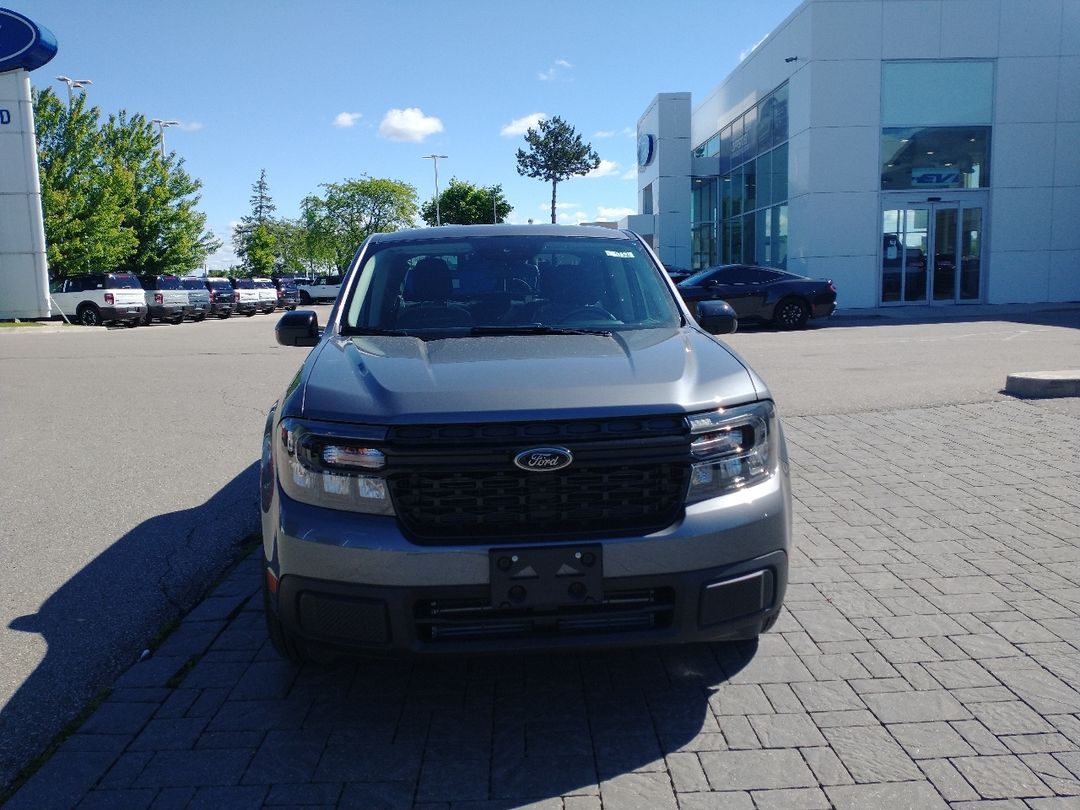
421,154,448,226
55,75,91,109
150,119,180,159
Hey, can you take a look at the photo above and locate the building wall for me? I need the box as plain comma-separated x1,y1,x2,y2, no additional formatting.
0,69,51,319
634,93,693,268
637,0,1080,309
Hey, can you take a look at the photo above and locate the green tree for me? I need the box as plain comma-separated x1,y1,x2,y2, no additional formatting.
233,169,278,275
269,218,309,277
300,177,418,272
34,89,218,279
33,89,136,279
515,115,600,224
101,111,217,276
246,222,277,277
420,178,512,226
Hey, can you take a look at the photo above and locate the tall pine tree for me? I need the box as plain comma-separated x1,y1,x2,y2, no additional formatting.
232,169,278,276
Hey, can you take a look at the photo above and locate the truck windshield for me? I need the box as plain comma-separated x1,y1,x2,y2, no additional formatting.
342,235,681,335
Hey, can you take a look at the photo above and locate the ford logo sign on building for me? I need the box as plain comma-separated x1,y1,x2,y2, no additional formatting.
0,8,57,73
513,447,574,473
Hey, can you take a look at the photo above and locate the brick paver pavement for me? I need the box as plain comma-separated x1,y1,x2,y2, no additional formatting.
7,398,1080,809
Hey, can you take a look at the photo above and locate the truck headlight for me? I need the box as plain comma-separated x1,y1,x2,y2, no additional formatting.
686,402,777,503
277,418,394,515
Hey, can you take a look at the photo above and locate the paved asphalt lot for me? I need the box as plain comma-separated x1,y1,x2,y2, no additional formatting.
2,303,1079,809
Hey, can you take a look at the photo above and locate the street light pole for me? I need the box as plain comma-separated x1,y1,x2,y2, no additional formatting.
150,119,180,159
421,154,448,226
55,75,92,109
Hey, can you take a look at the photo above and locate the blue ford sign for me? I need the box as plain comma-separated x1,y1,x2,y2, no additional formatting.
0,8,57,73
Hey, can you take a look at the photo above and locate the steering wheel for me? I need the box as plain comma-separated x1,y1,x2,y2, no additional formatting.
557,304,620,324
508,277,533,294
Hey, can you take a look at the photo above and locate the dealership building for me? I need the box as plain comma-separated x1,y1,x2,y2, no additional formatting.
623,0,1079,309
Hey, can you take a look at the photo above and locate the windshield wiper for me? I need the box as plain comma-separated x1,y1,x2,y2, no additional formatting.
470,325,613,337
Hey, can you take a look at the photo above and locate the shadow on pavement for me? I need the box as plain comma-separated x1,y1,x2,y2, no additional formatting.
0,463,260,795
6,534,763,807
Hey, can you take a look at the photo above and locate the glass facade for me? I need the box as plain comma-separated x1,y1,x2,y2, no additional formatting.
692,83,789,270
881,126,991,190
878,61,993,305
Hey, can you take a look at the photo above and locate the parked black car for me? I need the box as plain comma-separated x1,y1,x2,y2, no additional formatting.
664,265,693,284
271,276,300,310
677,264,836,329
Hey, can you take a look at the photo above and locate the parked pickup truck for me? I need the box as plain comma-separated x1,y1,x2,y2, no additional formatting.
228,277,261,317
203,277,237,319
137,274,191,325
262,224,790,663
179,277,211,321
295,274,342,304
50,272,146,327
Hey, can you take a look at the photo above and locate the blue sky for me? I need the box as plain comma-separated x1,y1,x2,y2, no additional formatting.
23,0,801,270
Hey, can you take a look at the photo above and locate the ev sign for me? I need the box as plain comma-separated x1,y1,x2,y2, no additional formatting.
912,168,963,189
0,7,56,321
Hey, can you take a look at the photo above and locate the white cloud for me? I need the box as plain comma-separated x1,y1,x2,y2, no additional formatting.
178,121,204,132
593,130,616,139
557,210,590,225
620,168,638,181
597,206,635,221
333,112,362,128
543,202,581,211
538,58,573,81
204,221,241,272
378,108,443,142
585,160,620,179
501,113,546,137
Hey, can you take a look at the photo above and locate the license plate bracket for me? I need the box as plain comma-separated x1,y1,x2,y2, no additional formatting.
489,545,603,609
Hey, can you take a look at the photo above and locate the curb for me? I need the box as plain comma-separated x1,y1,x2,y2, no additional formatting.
1005,370,1080,398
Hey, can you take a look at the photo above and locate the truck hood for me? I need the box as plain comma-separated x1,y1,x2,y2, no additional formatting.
293,328,766,424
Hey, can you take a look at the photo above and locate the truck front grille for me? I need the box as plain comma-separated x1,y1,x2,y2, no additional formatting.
390,463,689,543
385,416,691,544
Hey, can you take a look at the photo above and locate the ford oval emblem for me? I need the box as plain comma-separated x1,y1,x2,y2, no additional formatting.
0,9,58,73
513,447,573,473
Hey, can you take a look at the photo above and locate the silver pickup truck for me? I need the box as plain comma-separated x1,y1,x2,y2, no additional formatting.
179,276,211,321
262,225,790,663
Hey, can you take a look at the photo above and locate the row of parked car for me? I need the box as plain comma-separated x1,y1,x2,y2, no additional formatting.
48,274,339,327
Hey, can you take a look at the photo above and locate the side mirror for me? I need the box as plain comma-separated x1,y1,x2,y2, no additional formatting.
696,300,738,334
276,310,321,347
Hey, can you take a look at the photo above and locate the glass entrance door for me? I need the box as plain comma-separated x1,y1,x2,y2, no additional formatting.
881,200,983,304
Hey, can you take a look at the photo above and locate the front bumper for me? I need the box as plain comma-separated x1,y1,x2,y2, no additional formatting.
263,469,791,655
